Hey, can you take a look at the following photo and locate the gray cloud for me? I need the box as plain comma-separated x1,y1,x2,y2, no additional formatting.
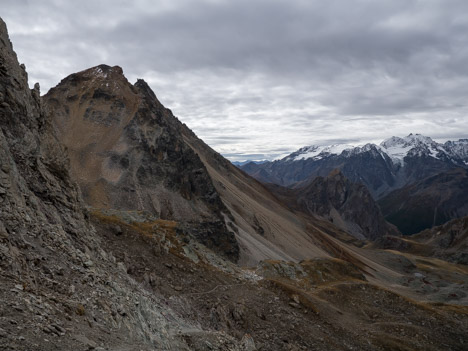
2,0,468,161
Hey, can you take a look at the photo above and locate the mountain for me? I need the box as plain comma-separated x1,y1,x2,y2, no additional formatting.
0,17,368,350
0,18,220,350
266,170,399,240
240,134,468,199
378,167,468,235
231,160,267,167
44,64,343,267
44,65,240,260
412,215,468,264
2,17,468,351
372,215,468,265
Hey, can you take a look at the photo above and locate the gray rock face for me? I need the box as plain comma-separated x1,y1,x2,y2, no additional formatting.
297,170,399,240
0,18,94,274
44,65,239,261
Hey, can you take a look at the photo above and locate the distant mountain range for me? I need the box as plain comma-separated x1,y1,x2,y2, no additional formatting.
240,133,468,199
240,134,468,234
231,160,268,167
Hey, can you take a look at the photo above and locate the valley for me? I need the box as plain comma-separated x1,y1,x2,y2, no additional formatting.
0,16,467,351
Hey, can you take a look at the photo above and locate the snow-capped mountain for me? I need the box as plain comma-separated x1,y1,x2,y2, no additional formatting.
286,144,355,161
240,134,468,198
443,139,468,162
287,134,467,166
379,134,464,165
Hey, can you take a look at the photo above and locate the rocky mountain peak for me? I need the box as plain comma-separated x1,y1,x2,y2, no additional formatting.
404,133,435,145
87,64,124,78
444,139,468,161
285,169,400,240
379,135,404,149
44,65,239,260
380,133,435,149
379,133,442,165
54,64,129,89
133,78,165,110
84,64,124,77
134,78,153,95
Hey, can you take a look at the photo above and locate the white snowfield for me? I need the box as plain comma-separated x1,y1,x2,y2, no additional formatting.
292,144,354,161
288,133,468,166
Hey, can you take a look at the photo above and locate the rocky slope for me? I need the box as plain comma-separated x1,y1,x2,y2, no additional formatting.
88,209,468,351
411,215,468,264
266,170,399,240
241,134,468,199
378,167,468,235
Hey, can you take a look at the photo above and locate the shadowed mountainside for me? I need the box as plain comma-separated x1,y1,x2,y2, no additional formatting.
378,167,468,235
372,215,468,265
265,169,399,240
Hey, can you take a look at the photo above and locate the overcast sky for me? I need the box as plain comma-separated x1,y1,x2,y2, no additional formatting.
2,0,468,161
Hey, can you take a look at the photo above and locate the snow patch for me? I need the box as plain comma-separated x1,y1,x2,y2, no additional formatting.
92,66,108,78
380,133,441,165
381,144,414,165
293,144,353,161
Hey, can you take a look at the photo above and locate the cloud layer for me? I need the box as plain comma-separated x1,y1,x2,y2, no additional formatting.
3,0,468,161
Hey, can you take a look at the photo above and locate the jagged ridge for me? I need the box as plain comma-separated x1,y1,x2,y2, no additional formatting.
241,133,468,199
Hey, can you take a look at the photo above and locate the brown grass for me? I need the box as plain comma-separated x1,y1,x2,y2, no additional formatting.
76,304,85,316
263,278,320,315
370,333,420,351
90,209,184,256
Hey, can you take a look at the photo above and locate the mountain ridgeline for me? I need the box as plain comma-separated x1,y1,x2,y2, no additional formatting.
241,134,468,199
241,134,468,234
